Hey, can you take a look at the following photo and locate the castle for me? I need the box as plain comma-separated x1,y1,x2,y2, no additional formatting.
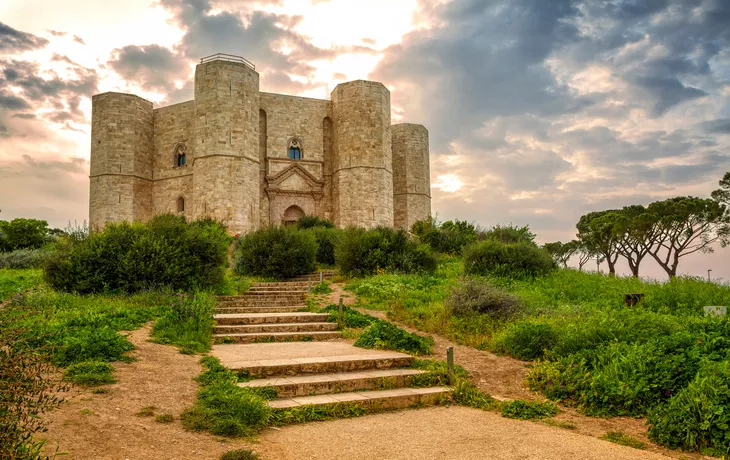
89,54,432,234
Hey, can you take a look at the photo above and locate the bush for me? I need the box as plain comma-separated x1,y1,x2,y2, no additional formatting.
0,218,50,251
354,320,433,355
0,248,53,269
648,360,730,456
493,321,558,360
446,278,521,318
480,224,536,245
235,227,317,280
501,400,559,420
335,227,437,276
63,361,116,386
411,218,477,254
44,215,230,294
309,226,341,266
295,215,334,229
463,240,555,278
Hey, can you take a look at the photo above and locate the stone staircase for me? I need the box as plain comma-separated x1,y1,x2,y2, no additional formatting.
212,274,450,414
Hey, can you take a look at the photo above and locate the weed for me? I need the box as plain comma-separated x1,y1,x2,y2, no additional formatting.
155,413,174,423
600,431,646,450
500,400,559,420
220,449,260,460
310,282,333,295
270,402,367,426
63,361,116,386
451,380,498,410
79,409,96,416
541,418,576,429
354,320,433,355
136,406,157,417
409,359,469,387
446,278,521,318
151,292,215,354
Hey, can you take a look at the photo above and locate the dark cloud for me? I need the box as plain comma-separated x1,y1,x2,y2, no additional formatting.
108,44,189,92
633,76,707,116
701,118,730,134
0,92,31,110
0,22,49,53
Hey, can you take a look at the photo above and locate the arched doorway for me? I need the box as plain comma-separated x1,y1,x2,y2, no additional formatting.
282,205,305,226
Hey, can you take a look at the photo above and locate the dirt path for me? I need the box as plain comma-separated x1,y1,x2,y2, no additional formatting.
41,324,257,460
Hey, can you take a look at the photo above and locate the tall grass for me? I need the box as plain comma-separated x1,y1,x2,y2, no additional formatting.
0,268,43,300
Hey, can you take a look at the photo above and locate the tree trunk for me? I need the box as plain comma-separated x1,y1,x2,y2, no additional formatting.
607,259,616,276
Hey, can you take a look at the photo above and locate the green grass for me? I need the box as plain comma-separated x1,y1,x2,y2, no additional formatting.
600,431,647,450
0,268,43,300
155,413,174,423
220,449,260,460
150,293,216,354
541,418,576,429
63,361,116,387
500,400,559,420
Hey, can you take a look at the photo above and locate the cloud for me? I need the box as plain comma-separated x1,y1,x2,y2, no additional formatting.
73,35,86,45
633,76,707,116
0,21,49,53
701,118,730,134
108,44,189,92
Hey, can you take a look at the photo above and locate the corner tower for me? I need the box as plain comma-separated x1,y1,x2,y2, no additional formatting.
392,123,431,230
193,56,260,234
89,92,154,230
331,80,393,228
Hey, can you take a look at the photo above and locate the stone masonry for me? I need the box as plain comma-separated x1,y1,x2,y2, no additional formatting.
89,54,432,234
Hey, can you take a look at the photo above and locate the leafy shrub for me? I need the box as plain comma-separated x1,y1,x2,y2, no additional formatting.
63,361,116,386
0,218,50,251
480,224,536,245
45,215,230,294
411,218,477,254
221,449,260,460
463,240,555,278
446,278,521,318
335,227,437,276
309,226,341,266
0,323,68,459
235,227,317,280
354,320,433,355
0,248,54,269
648,360,730,456
295,215,334,229
151,293,215,354
494,321,559,360
501,400,559,420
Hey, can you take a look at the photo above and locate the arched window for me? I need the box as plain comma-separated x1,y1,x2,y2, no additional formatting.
174,144,187,167
282,205,305,225
288,138,302,160
177,196,185,213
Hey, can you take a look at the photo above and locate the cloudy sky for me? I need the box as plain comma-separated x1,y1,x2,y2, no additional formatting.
1,0,729,280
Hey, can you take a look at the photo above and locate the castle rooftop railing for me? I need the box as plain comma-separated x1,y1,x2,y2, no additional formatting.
200,54,255,70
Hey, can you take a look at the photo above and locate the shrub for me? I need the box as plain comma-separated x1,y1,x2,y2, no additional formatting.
309,226,341,266
235,227,317,280
0,248,53,269
221,449,260,460
494,320,559,360
501,400,559,420
63,361,116,386
411,218,477,254
445,278,521,318
44,215,230,294
480,224,536,245
463,240,555,278
335,227,437,276
295,215,334,229
648,360,730,456
0,218,50,251
354,320,433,355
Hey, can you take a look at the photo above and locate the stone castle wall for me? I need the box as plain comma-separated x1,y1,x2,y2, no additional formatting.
89,57,431,233
392,123,431,230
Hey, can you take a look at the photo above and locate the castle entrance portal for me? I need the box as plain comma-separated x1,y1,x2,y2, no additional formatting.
282,205,305,226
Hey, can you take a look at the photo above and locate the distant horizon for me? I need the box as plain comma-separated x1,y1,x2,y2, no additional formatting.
1,0,728,280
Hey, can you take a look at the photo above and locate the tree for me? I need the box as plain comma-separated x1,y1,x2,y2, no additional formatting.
711,172,730,206
576,210,622,276
0,218,49,251
543,240,579,268
611,205,658,278
646,196,730,278
575,240,595,271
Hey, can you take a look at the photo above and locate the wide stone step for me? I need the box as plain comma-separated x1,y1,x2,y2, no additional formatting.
228,352,414,377
214,312,331,325
268,387,450,410
243,289,308,294
213,331,340,344
219,292,306,298
214,306,306,314
218,300,306,307
214,322,338,334
239,368,427,398
251,282,311,288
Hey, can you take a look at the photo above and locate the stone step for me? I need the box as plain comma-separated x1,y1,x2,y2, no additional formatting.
245,289,308,294
214,306,306,314
218,299,306,307
220,292,306,298
268,387,450,410
214,322,338,334
214,312,331,325
252,282,312,288
228,352,414,377
213,331,340,344
239,368,427,398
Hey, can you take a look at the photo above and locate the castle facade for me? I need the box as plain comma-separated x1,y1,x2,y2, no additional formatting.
89,54,431,234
